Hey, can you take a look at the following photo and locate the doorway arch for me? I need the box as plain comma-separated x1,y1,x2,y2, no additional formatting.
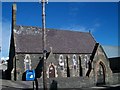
49,64,55,78
96,61,106,85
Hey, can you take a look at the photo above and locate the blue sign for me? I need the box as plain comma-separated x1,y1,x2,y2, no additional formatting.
26,70,35,81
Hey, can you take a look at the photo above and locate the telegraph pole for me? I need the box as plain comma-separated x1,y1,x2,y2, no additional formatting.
41,0,48,90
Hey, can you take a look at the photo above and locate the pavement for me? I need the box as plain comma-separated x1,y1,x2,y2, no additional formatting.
1,79,120,90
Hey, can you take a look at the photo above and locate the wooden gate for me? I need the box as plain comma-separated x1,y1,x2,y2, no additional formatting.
49,65,55,78
96,62,105,85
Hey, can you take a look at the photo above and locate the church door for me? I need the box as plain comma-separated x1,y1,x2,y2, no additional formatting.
49,65,55,78
96,62,105,85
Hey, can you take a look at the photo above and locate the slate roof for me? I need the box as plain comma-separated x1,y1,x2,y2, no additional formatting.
109,57,120,73
14,25,96,54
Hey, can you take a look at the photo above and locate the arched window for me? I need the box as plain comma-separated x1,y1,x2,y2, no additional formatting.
84,55,89,68
72,54,77,69
49,64,55,78
59,55,64,70
24,54,31,71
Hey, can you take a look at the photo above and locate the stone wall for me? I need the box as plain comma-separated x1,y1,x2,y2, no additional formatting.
91,45,113,85
14,53,91,80
37,77,95,89
36,73,120,89
110,73,120,85
15,54,43,80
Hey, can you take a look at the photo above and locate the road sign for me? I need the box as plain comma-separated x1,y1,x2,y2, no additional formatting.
26,70,35,81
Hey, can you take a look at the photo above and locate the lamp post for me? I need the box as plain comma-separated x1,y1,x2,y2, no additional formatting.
41,0,48,90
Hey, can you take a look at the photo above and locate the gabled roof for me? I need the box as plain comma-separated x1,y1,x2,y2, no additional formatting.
13,25,96,54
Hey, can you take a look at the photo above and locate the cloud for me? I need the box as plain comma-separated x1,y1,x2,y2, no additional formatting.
2,18,11,57
94,23,100,27
69,5,80,17
1,56,9,61
60,25,88,32
0,3,1,61
60,24,97,33
102,45,120,58
0,22,2,47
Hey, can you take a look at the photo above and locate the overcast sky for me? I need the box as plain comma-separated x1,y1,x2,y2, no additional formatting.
1,1,119,59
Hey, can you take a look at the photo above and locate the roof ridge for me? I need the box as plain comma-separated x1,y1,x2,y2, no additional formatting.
15,25,41,29
15,25,90,34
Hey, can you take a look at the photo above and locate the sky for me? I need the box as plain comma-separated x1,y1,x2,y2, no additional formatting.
1,1,119,59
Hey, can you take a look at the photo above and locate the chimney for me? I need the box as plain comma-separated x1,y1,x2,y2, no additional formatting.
12,4,17,29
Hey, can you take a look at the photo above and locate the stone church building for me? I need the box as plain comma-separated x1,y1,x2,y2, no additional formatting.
6,4,115,86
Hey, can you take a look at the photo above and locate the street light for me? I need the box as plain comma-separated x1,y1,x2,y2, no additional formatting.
41,0,48,90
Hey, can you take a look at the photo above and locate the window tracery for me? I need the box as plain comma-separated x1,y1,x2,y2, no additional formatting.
84,55,89,68
72,54,77,69
24,54,31,71
59,55,64,70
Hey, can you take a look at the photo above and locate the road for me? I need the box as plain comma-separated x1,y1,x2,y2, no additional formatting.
1,79,120,90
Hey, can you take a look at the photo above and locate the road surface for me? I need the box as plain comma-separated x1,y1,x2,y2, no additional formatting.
1,79,120,90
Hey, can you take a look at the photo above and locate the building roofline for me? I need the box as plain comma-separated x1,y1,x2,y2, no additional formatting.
15,25,93,34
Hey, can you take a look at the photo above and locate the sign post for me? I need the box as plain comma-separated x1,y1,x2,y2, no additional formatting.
26,70,35,89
